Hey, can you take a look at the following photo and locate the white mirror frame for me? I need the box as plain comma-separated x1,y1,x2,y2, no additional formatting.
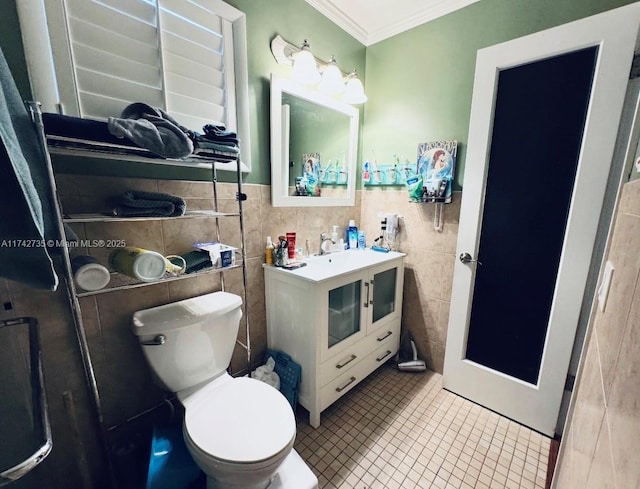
270,75,359,207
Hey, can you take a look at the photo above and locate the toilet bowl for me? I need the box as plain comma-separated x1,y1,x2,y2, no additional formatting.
180,374,295,489
132,292,317,489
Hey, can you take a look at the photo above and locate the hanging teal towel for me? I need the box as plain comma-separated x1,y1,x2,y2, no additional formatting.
0,47,59,290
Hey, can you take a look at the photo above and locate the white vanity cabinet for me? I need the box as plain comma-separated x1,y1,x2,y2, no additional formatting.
264,250,405,427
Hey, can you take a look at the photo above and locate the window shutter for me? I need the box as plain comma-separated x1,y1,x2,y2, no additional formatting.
158,0,230,131
61,0,232,132
64,0,164,120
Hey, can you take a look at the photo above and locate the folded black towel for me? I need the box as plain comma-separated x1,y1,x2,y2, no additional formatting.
112,190,186,217
202,123,237,139
170,250,212,274
201,124,239,145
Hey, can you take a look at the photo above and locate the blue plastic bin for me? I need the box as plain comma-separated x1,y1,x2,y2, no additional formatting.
146,425,202,489
264,349,301,411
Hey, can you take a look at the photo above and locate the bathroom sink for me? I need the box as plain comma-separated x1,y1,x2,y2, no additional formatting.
269,249,405,283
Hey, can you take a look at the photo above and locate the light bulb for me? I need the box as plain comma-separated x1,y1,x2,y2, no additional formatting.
290,40,320,85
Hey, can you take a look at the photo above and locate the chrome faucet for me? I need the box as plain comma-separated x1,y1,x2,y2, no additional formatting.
319,232,335,255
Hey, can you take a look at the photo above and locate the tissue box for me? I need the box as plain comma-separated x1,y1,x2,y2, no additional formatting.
192,242,237,268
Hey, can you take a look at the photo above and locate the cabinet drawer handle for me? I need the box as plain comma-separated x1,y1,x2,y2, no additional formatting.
377,330,392,342
369,279,374,305
364,282,370,308
335,376,357,393
376,350,393,362
336,354,357,369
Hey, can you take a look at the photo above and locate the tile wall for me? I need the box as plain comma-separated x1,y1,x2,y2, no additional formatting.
359,188,460,373
552,179,640,488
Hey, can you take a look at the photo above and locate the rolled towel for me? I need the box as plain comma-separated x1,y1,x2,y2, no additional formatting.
169,250,212,274
112,190,186,218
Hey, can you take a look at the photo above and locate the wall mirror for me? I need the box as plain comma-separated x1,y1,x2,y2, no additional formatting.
270,75,359,207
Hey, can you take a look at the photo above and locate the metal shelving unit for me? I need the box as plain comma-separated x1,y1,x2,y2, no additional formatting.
28,101,251,489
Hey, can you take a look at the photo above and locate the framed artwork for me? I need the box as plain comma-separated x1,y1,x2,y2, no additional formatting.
417,141,457,203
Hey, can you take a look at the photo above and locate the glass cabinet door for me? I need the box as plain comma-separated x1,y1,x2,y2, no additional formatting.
328,280,361,348
371,267,398,325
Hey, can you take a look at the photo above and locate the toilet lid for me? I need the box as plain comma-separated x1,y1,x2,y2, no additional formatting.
184,377,296,463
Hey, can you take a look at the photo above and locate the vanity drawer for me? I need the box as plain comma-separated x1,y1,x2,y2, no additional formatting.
319,356,371,411
365,321,401,352
319,339,370,387
363,337,398,373
319,334,399,412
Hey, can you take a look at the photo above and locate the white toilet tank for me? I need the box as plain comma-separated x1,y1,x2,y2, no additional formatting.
132,291,243,393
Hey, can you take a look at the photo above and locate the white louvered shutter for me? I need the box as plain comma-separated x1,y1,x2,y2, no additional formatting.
158,0,234,131
63,0,164,120
57,0,234,132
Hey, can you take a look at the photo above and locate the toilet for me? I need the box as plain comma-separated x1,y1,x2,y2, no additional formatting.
132,291,317,489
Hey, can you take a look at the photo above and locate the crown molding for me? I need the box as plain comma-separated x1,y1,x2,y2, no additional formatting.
306,0,480,46
305,0,369,45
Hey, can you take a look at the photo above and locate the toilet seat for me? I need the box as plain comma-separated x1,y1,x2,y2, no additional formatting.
184,376,296,464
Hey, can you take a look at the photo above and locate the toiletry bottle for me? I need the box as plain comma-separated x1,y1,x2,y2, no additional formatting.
346,219,358,249
357,230,366,250
331,225,339,244
265,236,274,265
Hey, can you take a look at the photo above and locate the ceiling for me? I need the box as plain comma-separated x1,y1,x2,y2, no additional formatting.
305,0,480,46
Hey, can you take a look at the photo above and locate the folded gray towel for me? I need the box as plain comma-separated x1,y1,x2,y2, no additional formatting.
112,190,187,218
108,103,193,158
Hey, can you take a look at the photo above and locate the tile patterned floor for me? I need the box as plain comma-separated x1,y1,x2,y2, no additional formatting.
294,365,550,489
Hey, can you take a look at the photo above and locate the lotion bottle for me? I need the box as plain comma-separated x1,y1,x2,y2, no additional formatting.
265,236,274,265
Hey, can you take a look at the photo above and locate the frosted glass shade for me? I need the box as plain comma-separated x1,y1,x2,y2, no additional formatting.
319,58,344,95
343,74,367,104
291,43,320,85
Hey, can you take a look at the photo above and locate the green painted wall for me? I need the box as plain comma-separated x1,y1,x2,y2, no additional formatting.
362,0,638,190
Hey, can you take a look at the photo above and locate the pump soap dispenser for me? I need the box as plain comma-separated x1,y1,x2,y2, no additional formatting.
331,225,339,245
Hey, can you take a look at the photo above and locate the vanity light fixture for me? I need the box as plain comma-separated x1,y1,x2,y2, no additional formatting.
343,70,368,105
290,39,321,85
270,34,367,104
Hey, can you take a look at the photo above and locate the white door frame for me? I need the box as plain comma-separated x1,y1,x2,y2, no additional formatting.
443,3,640,436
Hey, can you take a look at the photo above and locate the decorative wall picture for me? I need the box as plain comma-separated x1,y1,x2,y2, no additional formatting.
417,141,457,203
295,152,322,196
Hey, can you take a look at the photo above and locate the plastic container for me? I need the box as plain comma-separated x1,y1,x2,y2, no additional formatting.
71,255,110,291
265,236,274,265
357,231,366,250
264,349,301,410
346,219,358,250
109,247,167,282
193,242,237,268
